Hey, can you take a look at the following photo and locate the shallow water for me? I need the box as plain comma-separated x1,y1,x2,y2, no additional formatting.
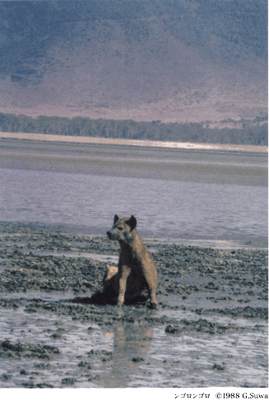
0,306,267,388
0,161,267,245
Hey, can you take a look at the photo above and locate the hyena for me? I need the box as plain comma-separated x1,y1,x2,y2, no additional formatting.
106,215,158,309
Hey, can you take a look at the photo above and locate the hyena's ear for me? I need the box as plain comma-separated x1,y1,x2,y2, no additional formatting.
114,214,119,224
127,215,137,231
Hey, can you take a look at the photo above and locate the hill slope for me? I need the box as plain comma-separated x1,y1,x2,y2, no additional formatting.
0,0,267,123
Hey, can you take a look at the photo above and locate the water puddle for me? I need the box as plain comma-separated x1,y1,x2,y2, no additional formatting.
0,291,79,302
20,250,119,264
0,234,23,238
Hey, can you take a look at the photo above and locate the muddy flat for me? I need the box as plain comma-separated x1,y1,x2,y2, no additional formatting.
0,222,267,388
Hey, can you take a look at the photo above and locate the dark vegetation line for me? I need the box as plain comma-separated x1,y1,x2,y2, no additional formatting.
0,112,267,145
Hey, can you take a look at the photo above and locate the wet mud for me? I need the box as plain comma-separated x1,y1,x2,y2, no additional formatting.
0,222,267,388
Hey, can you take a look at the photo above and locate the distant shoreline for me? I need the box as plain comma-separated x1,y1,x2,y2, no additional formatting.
0,132,267,153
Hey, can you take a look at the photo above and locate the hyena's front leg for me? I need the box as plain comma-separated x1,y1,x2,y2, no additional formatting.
143,269,158,309
117,265,131,307
148,289,158,309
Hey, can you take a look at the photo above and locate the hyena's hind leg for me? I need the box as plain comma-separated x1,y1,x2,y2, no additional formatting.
102,265,119,303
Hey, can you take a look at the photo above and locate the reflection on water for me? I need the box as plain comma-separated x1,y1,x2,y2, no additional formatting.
99,319,156,388
0,168,267,244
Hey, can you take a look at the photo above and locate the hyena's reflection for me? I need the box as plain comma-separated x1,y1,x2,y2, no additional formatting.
97,317,156,387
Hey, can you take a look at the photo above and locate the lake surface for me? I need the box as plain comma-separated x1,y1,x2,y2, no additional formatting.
0,139,267,247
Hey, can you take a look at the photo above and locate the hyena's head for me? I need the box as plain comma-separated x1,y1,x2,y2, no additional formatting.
107,215,137,242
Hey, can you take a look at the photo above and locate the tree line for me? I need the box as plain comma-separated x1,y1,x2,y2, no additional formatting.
0,112,267,145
